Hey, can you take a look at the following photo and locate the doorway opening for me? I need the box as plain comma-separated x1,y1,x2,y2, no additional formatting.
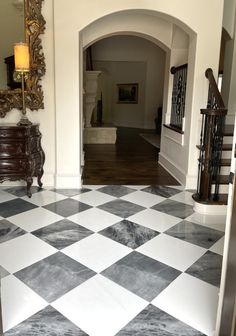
82,34,179,185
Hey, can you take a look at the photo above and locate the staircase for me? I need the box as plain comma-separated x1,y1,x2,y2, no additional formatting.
193,69,234,208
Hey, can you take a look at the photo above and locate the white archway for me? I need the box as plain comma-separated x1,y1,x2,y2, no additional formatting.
53,2,223,188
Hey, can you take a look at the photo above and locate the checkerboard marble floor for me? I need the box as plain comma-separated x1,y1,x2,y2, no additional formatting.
0,185,226,336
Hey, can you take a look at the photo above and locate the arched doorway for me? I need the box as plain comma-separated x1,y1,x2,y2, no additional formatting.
82,34,178,185
80,11,191,186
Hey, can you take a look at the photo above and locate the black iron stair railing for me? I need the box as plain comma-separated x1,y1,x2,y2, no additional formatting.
193,68,228,204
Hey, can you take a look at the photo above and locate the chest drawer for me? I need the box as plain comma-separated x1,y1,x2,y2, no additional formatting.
0,159,29,173
0,141,27,157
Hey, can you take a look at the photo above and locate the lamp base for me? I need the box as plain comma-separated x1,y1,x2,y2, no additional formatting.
17,115,32,126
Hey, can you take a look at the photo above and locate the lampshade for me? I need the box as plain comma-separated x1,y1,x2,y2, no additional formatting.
14,42,30,72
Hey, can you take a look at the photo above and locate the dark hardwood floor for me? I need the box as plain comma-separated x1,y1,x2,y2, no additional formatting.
82,127,180,185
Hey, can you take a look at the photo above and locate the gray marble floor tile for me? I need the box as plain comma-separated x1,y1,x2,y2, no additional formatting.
141,186,182,198
116,304,205,335
98,185,136,198
43,199,91,217
0,265,10,279
50,188,91,197
151,199,194,219
0,199,37,218
165,220,224,248
4,186,44,197
98,200,145,219
186,251,223,287
15,252,96,302
32,219,93,249
99,220,159,249
0,219,26,244
102,251,181,301
4,305,88,336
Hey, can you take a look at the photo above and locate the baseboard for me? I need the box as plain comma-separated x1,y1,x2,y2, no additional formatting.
55,174,82,188
193,201,227,215
0,172,55,188
41,172,55,187
185,174,198,189
159,152,185,185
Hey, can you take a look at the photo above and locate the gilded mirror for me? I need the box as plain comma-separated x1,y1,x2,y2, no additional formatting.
0,0,46,117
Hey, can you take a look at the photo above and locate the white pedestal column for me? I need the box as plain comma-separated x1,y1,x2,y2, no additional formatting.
84,71,101,127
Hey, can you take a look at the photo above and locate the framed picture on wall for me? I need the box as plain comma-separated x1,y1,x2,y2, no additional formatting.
117,83,138,104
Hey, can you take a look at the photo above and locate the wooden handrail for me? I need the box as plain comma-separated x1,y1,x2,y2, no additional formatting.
170,63,188,74
205,68,225,108
200,108,228,116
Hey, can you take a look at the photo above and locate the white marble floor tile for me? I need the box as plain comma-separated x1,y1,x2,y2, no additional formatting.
83,185,105,190
152,273,219,336
0,234,57,273
52,274,147,336
137,234,206,271
0,191,17,203
8,208,63,232
21,190,67,206
210,236,225,256
169,191,194,206
128,209,181,233
68,208,122,232
185,213,226,232
124,185,149,190
121,191,165,208
72,190,116,206
167,185,184,190
1,275,47,332
62,233,131,273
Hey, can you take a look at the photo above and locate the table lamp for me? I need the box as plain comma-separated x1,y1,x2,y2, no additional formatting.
14,42,32,125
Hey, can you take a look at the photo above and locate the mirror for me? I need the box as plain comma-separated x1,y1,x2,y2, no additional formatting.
0,0,46,117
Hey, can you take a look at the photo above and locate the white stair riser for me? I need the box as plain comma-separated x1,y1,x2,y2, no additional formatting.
211,184,229,194
220,166,231,175
221,151,232,159
223,136,233,144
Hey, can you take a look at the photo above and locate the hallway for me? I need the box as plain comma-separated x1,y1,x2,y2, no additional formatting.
82,127,179,185
0,185,225,335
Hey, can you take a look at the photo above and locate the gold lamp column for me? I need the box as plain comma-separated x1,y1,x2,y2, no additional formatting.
14,42,32,125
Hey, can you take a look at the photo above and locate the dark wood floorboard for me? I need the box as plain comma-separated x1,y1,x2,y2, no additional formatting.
82,127,180,185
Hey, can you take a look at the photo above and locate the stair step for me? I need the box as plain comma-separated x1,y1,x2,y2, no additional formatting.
224,125,234,136
222,144,233,151
212,175,229,184
220,159,231,166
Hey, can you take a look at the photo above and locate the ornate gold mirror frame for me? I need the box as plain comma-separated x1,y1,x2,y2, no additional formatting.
0,0,46,117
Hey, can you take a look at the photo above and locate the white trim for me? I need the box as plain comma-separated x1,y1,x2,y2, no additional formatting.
163,126,184,146
193,201,227,215
41,173,55,187
0,173,55,188
159,152,185,185
185,174,198,189
55,174,82,188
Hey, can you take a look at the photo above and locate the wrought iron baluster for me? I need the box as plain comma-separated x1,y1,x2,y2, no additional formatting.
170,64,188,131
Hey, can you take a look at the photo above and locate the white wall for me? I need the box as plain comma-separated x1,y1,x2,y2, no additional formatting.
0,0,24,88
53,0,223,188
94,60,147,128
92,35,165,129
0,0,225,189
223,0,236,38
0,0,56,187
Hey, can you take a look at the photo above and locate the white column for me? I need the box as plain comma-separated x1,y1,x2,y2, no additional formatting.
85,71,101,127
